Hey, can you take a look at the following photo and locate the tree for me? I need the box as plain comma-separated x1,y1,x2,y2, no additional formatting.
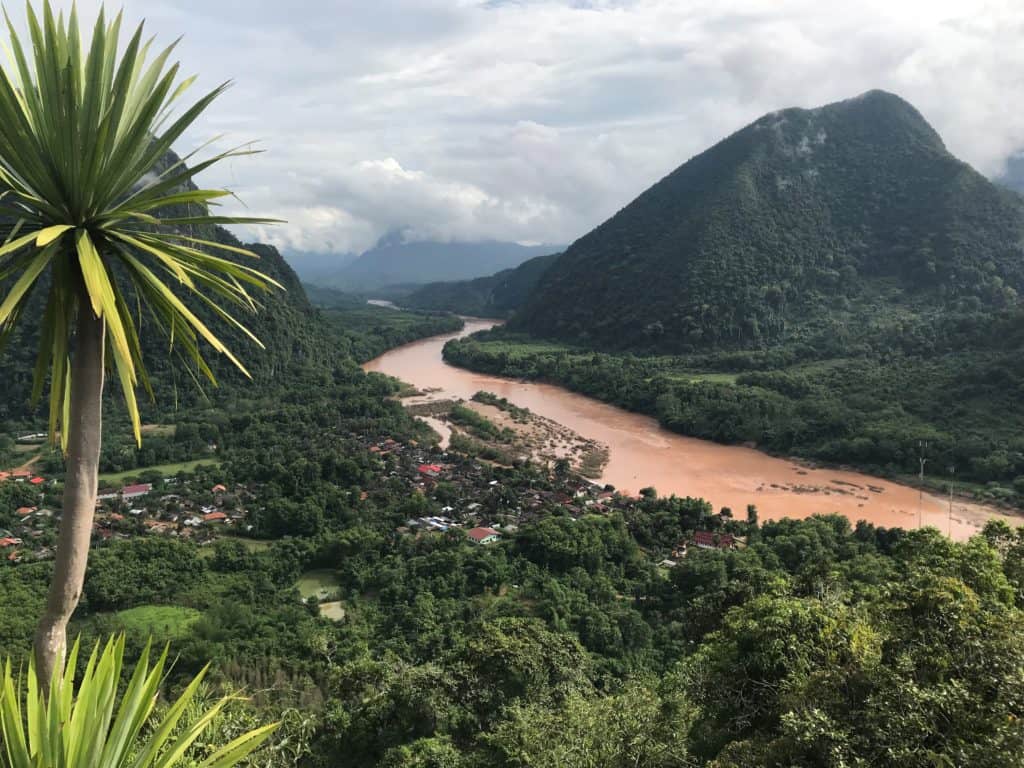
0,3,278,683
485,681,695,767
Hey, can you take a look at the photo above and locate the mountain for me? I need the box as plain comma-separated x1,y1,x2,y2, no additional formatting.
283,249,359,282
321,233,563,292
995,152,1024,195
511,90,1024,353
401,252,561,317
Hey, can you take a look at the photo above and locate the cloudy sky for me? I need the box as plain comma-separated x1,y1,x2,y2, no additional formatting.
68,0,1024,256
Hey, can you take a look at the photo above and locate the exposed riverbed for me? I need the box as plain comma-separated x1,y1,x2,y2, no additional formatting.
363,318,1019,540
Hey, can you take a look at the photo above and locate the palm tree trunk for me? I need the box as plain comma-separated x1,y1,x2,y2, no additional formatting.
34,302,105,687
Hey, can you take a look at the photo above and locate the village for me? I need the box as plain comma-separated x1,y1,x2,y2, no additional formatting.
2,402,743,569
1,467,253,565
357,425,744,561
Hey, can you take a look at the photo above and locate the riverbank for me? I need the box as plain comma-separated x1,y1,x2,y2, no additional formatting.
443,327,1024,517
363,319,1022,540
404,394,609,478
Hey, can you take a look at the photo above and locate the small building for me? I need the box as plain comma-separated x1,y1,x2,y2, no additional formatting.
692,531,735,550
29,476,45,486
418,464,443,478
466,526,501,545
15,507,36,518
121,483,153,500
203,511,228,523
211,484,227,493
0,537,23,548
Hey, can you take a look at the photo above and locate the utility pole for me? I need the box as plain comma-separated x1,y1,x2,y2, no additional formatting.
917,440,929,528
948,465,955,538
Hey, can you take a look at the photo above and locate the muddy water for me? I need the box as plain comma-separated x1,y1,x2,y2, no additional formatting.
363,318,1019,540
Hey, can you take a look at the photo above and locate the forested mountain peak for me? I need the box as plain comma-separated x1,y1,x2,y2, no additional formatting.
511,90,1024,352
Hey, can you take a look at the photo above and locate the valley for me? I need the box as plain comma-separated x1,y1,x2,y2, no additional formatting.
365,318,1020,541
2,44,1024,765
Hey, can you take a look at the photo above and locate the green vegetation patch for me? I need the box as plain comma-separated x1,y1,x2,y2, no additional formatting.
472,391,531,421
449,403,515,443
296,570,342,601
109,605,201,641
99,459,220,484
321,303,464,363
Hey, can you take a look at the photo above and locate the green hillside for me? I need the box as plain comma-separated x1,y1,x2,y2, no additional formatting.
0,152,338,427
402,252,560,317
513,91,1024,352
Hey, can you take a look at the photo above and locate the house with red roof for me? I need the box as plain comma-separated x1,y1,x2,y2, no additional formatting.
29,476,45,485
0,537,23,548
203,511,228,523
418,464,443,478
15,506,36,518
121,483,152,500
211,484,227,493
692,531,735,550
466,526,501,545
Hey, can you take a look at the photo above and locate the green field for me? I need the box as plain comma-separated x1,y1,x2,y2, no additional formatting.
318,601,346,621
296,569,341,601
663,371,739,385
100,459,221,484
108,605,201,640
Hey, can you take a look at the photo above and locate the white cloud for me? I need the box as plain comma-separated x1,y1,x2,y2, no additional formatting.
46,1,1024,255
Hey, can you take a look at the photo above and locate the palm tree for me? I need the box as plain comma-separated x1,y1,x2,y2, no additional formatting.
0,2,280,684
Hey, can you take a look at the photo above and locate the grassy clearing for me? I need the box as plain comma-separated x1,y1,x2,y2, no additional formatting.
100,459,220,484
197,537,271,559
140,424,176,438
690,372,739,384
296,569,341,601
466,338,742,386
662,372,739,385
108,605,201,640
319,601,346,621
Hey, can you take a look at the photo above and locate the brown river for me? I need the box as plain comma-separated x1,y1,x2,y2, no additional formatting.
364,318,1020,540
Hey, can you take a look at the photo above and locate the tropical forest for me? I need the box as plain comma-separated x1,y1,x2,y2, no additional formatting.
1,3,1024,768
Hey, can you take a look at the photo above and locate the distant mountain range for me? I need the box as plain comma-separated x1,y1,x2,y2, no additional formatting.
282,250,359,282
506,90,1024,353
293,232,564,293
401,253,561,317
995,153,1024,195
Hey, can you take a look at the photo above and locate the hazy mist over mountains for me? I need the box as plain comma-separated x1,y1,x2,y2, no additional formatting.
288,231,564,292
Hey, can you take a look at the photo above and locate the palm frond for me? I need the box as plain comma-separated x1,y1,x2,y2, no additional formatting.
0,0,281,446
0,636,278,767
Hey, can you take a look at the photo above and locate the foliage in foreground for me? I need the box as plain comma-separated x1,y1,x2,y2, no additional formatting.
0,0,280,445
0,635,275,768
